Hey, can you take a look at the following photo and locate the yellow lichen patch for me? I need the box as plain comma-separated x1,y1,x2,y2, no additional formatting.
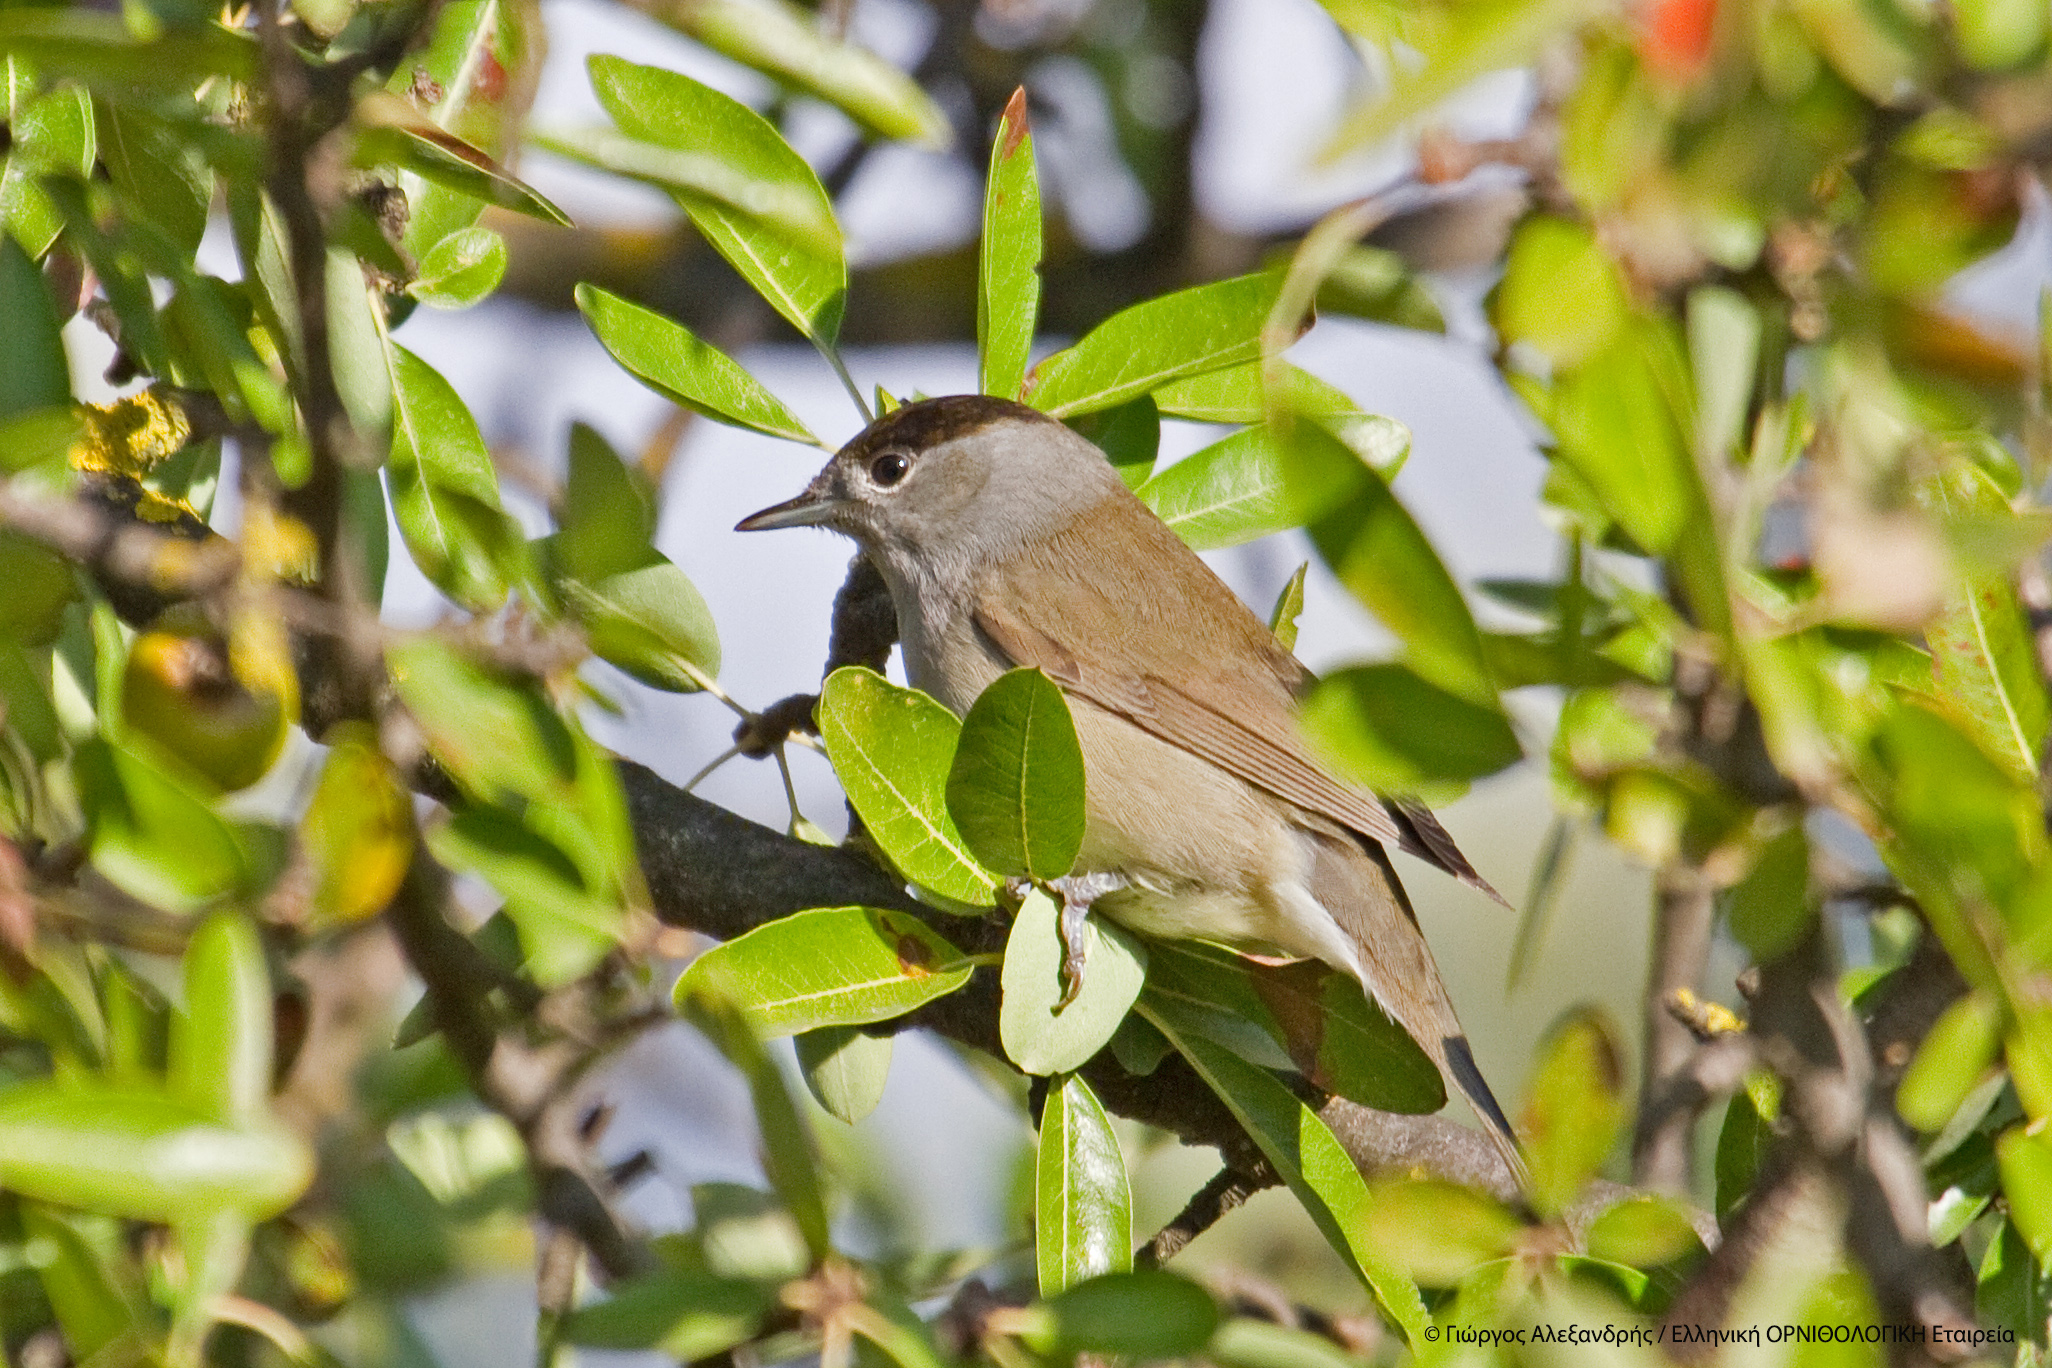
72,391,192,478
134,487,204,526
240,503,320,585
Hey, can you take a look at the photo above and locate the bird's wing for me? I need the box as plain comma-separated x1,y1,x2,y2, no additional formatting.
973,562,1502,902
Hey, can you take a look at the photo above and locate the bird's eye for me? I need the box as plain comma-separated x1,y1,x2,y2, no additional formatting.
868,451,912,487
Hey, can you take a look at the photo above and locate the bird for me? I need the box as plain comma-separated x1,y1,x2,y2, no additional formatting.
738,393,1525,1183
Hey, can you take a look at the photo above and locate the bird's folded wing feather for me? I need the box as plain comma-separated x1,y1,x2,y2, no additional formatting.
974,584,1500,901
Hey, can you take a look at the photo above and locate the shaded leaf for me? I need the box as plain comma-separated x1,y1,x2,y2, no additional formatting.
355,92,568,228
387,638,578,808
1144,1002,1427,1345
675,905,973,1036
562,1267,768,1358
1298,663,1522,794
1139,419,1405,551
0,234,68,420
945,667,1085,881
1521,1007,1628,1219
1362,1178,1521,1285
559,557,722,694
678,988,831,1261
74,739,250,912
796,1025,892,1125
1897,990,2002,1134
1000,890,1146,1076
1067,394,1159,489
1034,1271,1218,1358
427,806,621,987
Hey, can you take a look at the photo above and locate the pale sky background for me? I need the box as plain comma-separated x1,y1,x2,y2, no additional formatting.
62,0,2052,1358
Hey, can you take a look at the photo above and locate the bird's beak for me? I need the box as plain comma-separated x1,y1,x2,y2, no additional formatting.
736,484,839,532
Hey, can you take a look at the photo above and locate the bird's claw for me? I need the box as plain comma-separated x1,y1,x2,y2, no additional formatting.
1046,873,1129,1012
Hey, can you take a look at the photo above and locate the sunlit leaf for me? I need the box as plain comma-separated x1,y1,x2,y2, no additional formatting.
0,1079,311,1222
675,905,973,1035
817,667,997,906
386,345,515,612
591,55,845,344
1521,1007,1628,1219
169,911,271,1125
663,0,950,147
1298,663,1521,794
409,224,507,308
980,87,1041,401
1025,270,1288,419
1036,1073,1130,1296
576,284,816,444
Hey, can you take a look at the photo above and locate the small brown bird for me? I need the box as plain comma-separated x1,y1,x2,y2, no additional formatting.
740,394,1524,1181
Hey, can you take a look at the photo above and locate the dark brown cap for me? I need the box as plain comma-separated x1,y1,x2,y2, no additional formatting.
837,394,1054,462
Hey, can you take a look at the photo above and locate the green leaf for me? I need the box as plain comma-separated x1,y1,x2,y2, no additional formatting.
1955,0,2048,68
170,911,271,1125
552,420,654,582
674,905,974,1036
535,127,839,261
1310,244,1445,333
979,87,1041,402
816,667,997,906
1584,1194,1706,1269
1521,1007,1628,1220
1919,461,2051,779
559,557,723,694
1034,1271,1219,1359
1492,216,1628,369
2,84,93,257
1024,270,1288,419
576,284,816,444
1036,1073,1131,1296
999,890,1147,1076
1361,1178,1521,1285
409,224,507,308
0,12,256,93
1067,395,1160,489
1897,990,2002,1133
1268,563,1308,651
1143,1002,1428,1347
1297,424,1497,705
2000,1126,2052,1266
387,638,579,809
427,805,622,987
664,0,949,147
1726,821,1813,963
0,1078,311,1222
945,668,1085,881
74,739,251,912
1714,1073,1778,1225
0,234,67,419
355,96,567,231
591,55,845,344
1208,1318,1364,1368
21,1205,142,1362
327,246,393,448
562,1267,768,1358
795,1025,892,1125
1686,285,1760,465
678,988,831,1261
99,102,209,262
382,0,548,256
386,345,514,612
1139,419,1405,551
1298,664,1521,793
1980,1217,2052,1340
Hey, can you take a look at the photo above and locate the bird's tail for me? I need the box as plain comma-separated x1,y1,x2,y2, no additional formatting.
1307,830,1530,1190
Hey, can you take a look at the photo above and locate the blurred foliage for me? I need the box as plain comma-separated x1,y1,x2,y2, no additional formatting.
3,0,2052,1363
